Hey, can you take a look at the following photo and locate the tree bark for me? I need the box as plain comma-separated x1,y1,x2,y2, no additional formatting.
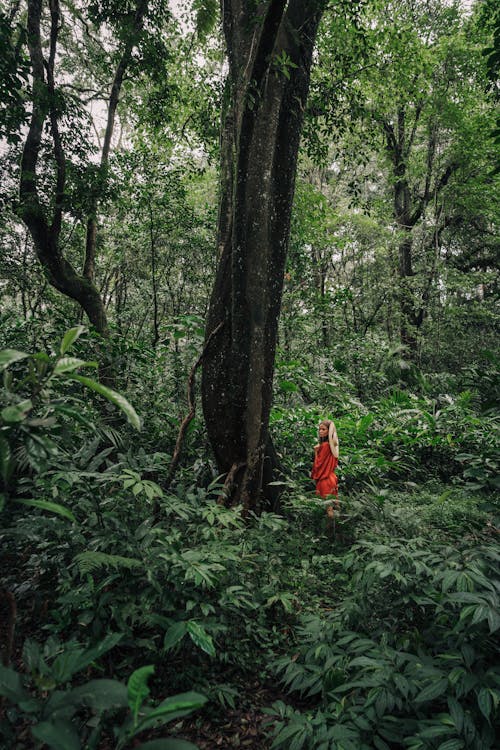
202,0,325,513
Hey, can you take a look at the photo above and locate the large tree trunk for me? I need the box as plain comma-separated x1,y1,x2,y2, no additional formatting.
202,0,324,513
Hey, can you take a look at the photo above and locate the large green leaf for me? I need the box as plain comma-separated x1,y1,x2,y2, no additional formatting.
1,399,32,423
32,718,80,750
128,665,155,724
133,692,207,735
68,679,128,712
60,326,86,355
448,697,464,733
0,664,30,703
43,689,81,719
415,679,449,703
50,633,123,683
418,724,454,739
487,607,500,633
43,680,128,718
436,740,465,750
69,375,141,430
163,622,187,652
0,349,29,371
186,621,215,656
477,687,493,721
14,498,76,522
53,357,97,375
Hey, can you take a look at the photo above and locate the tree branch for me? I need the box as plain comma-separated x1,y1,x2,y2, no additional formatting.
19,0,50,248
163,321,225,494
404,100,424,157
381,118,397,158
47,0,65,238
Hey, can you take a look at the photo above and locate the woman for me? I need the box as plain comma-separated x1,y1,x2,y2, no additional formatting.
311,420,339,520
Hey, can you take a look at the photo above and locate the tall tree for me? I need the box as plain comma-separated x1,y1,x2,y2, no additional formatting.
201,0,326,512
306,0,495,356
16,0,167,335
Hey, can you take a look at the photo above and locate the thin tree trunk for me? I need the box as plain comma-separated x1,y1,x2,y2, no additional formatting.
83,0,148,283
149,202,160,348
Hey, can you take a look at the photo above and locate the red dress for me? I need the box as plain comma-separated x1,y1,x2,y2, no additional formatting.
311,441,338,498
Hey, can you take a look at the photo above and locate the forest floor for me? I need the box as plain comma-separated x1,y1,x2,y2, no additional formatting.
2,600,281,750
177,687,274,749
2,484,498,750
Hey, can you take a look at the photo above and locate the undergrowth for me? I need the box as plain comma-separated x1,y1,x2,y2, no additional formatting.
1,331,498,749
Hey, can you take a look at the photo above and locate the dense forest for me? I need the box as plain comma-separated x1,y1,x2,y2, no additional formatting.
0,0,499,749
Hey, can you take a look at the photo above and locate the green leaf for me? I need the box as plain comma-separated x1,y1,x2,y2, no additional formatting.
51,633,123,683
0,349,29,371
128,665,155,724
279,380,299,393
437,740,464,750
163,621,187,652
0,664,30,703
133,692,207,735
33,351,51,363
186,621,215,656
18,697,41,713
272,723,304,747
74,551,142,575
418,725,454,739
448,697,464,733
415,679,448,703
393,673,410,698
487,607,500,633
68,679,128,712
60,326,86,355
53,357,97,375
2,399,32,423
43,688,81,719
51,403,94,427
74,633,124,675
14,498,76,522
68,375,141,430
32,718,80,750
477,688,492,721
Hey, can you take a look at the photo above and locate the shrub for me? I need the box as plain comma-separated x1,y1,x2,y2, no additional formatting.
0,634,205,749
268,537,500,750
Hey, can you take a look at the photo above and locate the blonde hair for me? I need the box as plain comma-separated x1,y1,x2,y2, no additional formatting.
319,420,339,458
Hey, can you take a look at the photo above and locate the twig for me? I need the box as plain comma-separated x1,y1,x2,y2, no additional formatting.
162,321,224,495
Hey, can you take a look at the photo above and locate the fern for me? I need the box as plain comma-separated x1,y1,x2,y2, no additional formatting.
74,551,143,575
